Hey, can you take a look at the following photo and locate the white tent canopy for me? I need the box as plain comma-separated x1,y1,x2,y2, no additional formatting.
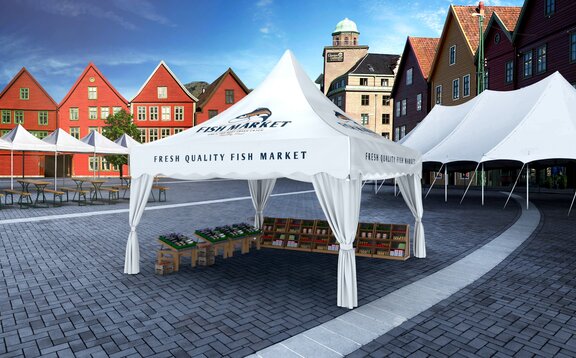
115,133,141,151
126,50,425,309
80,130,129,155
43,128,95,153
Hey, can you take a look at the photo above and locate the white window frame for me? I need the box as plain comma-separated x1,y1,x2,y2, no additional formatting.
149,128,159,141
174,106,184,121
463,75,471,97
113,107,121,115
161,106,171,121
157,86,167,99
150,106,158,121
160,128,171,138
69,127,80,139
88,107,98,120
101,107,110,119
174,128,184,134
137,106,146,121
449,45,456,65
139,128,147,143
452,78,460,100
70,108,79,121
88,86,97,100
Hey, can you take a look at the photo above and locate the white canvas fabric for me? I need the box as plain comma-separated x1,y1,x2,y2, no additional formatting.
115,133,141,151
0,137,10,150
248,179,277,229
43,128,94,153
125,174,155,274
312,173,362,309
125,50,425,308
397,174,425,258
80,130,130,155
1,124,56,152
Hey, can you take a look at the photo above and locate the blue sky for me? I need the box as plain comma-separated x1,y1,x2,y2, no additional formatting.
1,0,524,103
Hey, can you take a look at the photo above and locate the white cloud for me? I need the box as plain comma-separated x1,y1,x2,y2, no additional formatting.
111,0,174,27
414,7,448,35
260,27,270,34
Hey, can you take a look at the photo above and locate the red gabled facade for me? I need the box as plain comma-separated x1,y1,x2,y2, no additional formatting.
483,12,519,91
0,68,58,177
513,0,576,88
131,61,197,142
195,68,250,125
58,63,129,177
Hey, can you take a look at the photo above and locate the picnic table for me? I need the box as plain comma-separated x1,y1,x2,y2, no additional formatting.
17,179,50,208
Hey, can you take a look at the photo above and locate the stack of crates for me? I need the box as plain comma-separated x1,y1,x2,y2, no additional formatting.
198,246,215,266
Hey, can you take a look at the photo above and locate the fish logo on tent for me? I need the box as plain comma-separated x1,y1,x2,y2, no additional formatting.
229,108,272,124
334,110,378,135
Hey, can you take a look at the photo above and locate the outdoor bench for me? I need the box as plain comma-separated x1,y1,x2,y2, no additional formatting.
151,185,169,202
98,187,120,203
3,189,32,208
43,188,65,206
60,187,89,205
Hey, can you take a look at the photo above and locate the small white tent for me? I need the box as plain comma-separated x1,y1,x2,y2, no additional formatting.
127,50,425,309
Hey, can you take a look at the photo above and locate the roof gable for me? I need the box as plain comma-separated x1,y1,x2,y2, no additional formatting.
59,63,128,107
0,67,58,108
132,61,198,103
410,37,439,80
197,68,250,109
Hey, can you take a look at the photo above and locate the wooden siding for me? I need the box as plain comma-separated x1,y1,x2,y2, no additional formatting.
484,21,516,91
430,14,478,109
195,72,249,125
515,0,576,86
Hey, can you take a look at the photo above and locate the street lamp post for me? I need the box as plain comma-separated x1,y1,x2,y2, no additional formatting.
474,1,486,94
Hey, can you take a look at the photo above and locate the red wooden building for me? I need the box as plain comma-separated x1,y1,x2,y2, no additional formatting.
195,68,250,125
483,11,521,91
391,37,439,139
58,63,129,177
131,61,197,143
0,68,58,177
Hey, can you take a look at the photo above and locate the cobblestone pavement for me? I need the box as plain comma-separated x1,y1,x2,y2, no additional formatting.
348,191,576,358
0,178,540,357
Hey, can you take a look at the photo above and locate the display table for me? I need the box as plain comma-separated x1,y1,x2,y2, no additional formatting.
195,223,261,258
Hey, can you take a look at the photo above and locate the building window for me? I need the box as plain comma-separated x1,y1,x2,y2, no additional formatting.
395,101,401,117
400,125,406,139
161,128,171,138
174,128,184,134
88,127,98,133
174,106,184,121
225,89,234,104
14,110,23,124
449,45,456,65
360,78,368,86
208,110,218,118
361,95,369,106
406,68,413,85
382,113,390,124
394,127,400,141
337,96,343,108
416,93,422,111
101,107,110,119
452,78,460,100
101,158,112,171
89,107,98,120
161,106,171,121
38,111,48,125
382,132,390,139
69,127,80,139
139,128,147,143
88,86,97,100
149,128,159,141
69,108,79,121
157,86,167,99
88,157,98,172
1,110,10,124
150,106,158,121
137,106,146,121
505,61,514,83
463,75,470,97
361,114,369,125
381,79,389,87
113,107,121,114
536,45,547,73
435,85,442,104
545,0,555,16
484,71,489,90
20,88,29,100
382,96,390,106
523,51,533,78
570,33,576,62
401,99,407,116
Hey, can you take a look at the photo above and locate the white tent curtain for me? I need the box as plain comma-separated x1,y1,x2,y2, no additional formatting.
248,179,277,229
312,172,362,309
124,174,155,274
396,174,426,258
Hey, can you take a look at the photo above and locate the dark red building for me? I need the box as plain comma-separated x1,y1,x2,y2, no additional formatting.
391,37,438,140
131,61,197,142
0,68,58,177
59,63,129,177
483,11,521,91
195,68,250,125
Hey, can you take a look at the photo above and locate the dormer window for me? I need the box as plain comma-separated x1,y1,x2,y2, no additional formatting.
20,88,29,100
545,0,555,16
406,68,413,85
157,86,167,99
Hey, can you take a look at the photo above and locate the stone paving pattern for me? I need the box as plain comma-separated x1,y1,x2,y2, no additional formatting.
0,178,551,357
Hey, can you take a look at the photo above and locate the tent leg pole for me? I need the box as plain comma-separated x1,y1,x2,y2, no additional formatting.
394,178,397,196
10,151,13,190
425,164,443,199
445,165,449,202
504,163,525,209
526,164,529,210
54,153,58,190
568,189,576,216
481,163,485,206
376,180,385,194
460,163,479,204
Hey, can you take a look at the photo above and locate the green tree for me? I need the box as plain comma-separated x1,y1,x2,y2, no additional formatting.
102,109,140,178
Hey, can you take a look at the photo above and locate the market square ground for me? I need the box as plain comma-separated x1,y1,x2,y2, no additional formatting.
0,178,574,357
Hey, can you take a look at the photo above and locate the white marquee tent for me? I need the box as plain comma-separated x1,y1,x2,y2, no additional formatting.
126,50,425,309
